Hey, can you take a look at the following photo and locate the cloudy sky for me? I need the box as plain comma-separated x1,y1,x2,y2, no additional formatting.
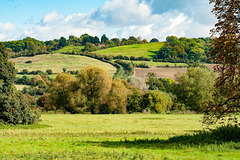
0,0,216,42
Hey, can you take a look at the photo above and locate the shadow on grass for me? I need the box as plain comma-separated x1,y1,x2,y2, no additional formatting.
148,50,159,59
81,125,240,150
0,123,51,129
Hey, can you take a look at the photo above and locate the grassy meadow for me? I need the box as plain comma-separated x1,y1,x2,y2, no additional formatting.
95,42,164,59
1,114,240,159
53,45,85,54
10,53,116,74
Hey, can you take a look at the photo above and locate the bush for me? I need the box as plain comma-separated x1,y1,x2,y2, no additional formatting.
142,90,172,113
135,62,149,68
168,124,240,144
130,56,136,60
21,69,29,74
211,124,240,142
46,69,53,75
25,60,32,63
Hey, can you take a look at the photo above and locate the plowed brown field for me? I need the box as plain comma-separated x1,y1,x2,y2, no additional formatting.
134,64,216,80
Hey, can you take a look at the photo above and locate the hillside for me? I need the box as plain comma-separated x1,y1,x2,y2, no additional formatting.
10,53,116,74
53,45,85,54
94,42,164,59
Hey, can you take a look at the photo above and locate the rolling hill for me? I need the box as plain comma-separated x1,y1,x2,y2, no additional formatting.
10,53,116,74
94,42,164,59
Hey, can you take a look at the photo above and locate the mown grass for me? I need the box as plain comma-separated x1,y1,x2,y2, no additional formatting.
1,114,240,159
10,53,116,74
95,43,164,59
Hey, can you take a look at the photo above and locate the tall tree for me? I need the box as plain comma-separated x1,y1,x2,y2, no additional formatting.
0,42,38,124
203,0,240,125
76,66,112,114
174,67,215,111
58,37,67,48
101,34,108,43
46,73,75,113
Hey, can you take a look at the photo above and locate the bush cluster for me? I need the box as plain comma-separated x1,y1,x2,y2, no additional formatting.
44,67,173,114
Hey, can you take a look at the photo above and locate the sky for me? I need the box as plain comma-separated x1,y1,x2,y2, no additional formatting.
0,0,216,42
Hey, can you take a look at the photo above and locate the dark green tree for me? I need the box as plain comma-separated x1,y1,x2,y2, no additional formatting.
150,38,159,43
146,72,165,91
0,42,38,124
174,67,215,111
101,34,109,43
58,37,67,48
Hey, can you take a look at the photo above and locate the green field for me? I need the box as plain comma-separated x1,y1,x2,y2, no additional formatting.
10,53,116,74
1,114,239,159
53,45,85,54
95,42,164,59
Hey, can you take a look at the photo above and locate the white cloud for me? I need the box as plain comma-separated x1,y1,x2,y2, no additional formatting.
0,22,17,41
97,0,151,26
0,22,15,31
21,11,107,40
42,11,62,24
16,0,215,41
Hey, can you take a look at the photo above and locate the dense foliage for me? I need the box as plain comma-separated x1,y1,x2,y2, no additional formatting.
174,67,215,111
45,66,174,114
3,34,149,59
157,36,211,63
0,42,38,124
203,0,240,126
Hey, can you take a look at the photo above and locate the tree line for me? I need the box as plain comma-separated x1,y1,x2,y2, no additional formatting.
3,34,152,58
157,36,212,63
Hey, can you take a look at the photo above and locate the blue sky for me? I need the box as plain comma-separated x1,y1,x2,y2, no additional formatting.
0,0,216,41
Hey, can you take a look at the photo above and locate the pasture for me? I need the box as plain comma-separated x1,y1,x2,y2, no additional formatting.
53,45,85,54
94,42,164,59
1,114,239,159
10,53,116,74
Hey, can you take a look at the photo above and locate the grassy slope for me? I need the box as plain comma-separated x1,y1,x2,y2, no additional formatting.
10,53,116,74
0,114,239,159
53,45,85,54
95,42,164,59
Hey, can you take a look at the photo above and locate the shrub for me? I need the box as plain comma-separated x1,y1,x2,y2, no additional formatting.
135,62,149,68
130,56,136,60
25,60,32,63
142,90,172,113
46,69,53,75
211,124,240,142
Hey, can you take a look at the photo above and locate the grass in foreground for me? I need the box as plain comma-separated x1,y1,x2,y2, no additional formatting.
10,53,116,74
1,114,240,159
95,43,164,59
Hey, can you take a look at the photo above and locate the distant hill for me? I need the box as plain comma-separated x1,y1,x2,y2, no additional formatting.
10,53,116,74
94,42,164,59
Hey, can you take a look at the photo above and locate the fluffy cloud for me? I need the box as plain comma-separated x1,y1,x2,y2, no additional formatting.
19,0,215,41
21,11,107,40
0,22,17,41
